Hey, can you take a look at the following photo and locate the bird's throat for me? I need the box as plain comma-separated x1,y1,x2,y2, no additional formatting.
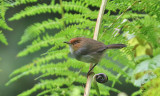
69,46,74,54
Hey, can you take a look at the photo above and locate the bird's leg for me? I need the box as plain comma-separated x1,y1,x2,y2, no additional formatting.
87,63,98,76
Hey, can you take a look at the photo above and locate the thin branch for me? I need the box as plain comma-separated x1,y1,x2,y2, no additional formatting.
100,0,138,38
84,0,108,96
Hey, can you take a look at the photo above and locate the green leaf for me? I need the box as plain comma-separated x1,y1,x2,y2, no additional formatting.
130,55,160,87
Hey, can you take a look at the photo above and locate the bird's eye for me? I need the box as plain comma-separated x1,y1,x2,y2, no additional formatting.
72,41,79,45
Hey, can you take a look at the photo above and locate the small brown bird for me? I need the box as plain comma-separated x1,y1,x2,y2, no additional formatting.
64,37,126,75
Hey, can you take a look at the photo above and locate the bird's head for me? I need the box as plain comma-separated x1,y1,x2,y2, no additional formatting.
64,37,84,52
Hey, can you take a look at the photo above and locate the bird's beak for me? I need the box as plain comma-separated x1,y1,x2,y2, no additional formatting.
63,41,71,44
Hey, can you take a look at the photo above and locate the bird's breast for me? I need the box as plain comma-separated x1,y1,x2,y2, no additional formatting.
69,46,74,54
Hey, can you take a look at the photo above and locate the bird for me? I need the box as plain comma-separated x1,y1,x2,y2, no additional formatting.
64,37,126,75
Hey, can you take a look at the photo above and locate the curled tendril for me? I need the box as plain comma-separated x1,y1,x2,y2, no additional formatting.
93,73,108,83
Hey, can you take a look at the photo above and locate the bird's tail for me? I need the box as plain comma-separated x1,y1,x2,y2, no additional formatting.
106,44,126,49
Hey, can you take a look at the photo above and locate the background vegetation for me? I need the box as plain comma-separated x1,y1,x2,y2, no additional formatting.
0,0,160,96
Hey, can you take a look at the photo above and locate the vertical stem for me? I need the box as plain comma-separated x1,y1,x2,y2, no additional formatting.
93,0,108,40
93,75,101,96
59,0,66,28
84,0,108,96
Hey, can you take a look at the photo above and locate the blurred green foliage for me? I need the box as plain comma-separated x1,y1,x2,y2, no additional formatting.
0,0,160,96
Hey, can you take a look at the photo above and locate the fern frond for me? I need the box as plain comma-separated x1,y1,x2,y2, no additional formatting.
14,0,38,5
0,0,13,19
98,84,120,94
18,19,63,44
6,63,69,85
133,0,160,20
9,1,91,21
125,15,160,48
18,78,74,96
63,1,91,14
19,14,95,44
0,19,12,30
7,57,88,85
9,4,62,21
80,0,101,7
64,13,89,24
137,16,160,47
0,31,8,45
0,0,13,30
17,35,67,57
100,58,128,77
37,89,53,96
10,49,68,77
0,0,13,45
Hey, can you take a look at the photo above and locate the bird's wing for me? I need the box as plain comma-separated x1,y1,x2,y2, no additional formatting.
87,42,107,54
